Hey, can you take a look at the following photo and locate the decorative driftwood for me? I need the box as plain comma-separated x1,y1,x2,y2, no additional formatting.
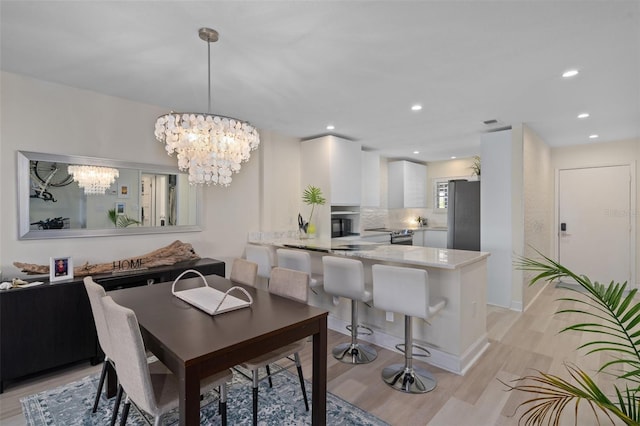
13,240,200,276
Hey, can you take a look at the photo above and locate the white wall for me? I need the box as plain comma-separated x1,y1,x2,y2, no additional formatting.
0,71,300,277
522,125,553,309
481,125,556,311
259,130,302,233
481,128,517,308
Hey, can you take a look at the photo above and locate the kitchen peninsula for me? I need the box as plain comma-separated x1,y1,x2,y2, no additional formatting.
247,236,490,374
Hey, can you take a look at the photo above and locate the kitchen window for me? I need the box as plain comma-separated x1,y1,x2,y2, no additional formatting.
434,179,449,211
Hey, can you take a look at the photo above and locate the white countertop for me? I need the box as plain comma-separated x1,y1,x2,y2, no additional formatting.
409,226,448,232
250,237,489,270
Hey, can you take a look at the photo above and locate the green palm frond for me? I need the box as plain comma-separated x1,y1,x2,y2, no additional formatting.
107,208,118,226
302,185,326,206
116,215,141,228
301,185,325,226
515,250,640,377
504,364,637,425
509,249,640,425
107,208,141,228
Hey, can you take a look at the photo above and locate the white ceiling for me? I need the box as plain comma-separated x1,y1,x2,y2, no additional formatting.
1,1,639,161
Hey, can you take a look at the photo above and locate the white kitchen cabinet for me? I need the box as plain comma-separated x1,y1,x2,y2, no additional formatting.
412,228,447,247
302,136,362,206
425,229,447,248
361,151,380,207
388,160,427,208
412,229,425,246
301,136,362,239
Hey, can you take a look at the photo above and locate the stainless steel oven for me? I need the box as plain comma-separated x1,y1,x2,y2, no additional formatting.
390,230,413,245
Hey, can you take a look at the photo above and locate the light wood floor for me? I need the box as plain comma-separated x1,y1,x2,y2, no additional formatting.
0,283,625,425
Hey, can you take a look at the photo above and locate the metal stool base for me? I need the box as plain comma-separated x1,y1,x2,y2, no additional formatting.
332,342,377,364
381,363,437,394
346,324,374,336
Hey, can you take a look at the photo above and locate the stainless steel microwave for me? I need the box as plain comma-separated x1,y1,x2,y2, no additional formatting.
331,218,352,237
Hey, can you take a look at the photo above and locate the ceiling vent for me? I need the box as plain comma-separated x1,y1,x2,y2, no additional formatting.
482,118,511,133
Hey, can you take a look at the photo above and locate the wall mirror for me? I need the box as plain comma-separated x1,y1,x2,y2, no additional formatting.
17,151,202,239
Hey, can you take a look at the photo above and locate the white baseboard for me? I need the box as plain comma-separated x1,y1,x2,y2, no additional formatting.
327,316,489,375
510,300,523,312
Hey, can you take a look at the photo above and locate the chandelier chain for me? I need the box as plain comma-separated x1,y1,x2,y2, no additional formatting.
207,38,211,114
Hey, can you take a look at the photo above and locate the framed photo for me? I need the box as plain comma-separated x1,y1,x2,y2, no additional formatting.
50,256,73,283
118,183,130,198
115,201,126,215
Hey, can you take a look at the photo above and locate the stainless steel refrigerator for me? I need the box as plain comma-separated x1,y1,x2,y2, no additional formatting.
447,180,480,251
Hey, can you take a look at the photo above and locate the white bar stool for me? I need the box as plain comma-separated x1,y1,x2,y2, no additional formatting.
276,248,323,294
322,256,377,364
245,244,274,282
372,264,446,394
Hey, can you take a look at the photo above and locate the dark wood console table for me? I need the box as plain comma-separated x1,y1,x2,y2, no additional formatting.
0,257,224,393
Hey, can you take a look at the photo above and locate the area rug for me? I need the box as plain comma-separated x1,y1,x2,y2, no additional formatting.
21,367,388,425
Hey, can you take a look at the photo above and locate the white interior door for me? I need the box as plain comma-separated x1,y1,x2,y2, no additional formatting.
141,174,154,227
558,165,632,286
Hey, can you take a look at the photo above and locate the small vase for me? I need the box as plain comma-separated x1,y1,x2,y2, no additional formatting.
306,223,316,239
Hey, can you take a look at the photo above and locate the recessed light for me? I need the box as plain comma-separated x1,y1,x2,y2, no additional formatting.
450,156,457,159
577,113,590,119
413,151,420,154
562,69,579,78
411,105,422,111
326,124,335,130
589,134,599,139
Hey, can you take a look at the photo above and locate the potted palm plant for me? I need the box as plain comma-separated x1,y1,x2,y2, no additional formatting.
507,251,640,425
470,155,481,178
300,185,326,238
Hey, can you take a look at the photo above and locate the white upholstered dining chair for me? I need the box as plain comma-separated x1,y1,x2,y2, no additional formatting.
83,277,123,425
238,266,310,426
101,295,233,426
230,258,258,287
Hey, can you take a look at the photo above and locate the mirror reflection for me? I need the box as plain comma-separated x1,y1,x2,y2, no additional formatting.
18,151,201,239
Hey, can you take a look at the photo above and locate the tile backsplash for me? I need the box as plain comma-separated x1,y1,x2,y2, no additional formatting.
360,207,447,231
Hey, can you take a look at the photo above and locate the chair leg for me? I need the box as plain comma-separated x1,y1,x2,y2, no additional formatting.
220,383,228,426
265,364,273,388
294,352,309,411
110,385,123,426
119,398,131,426
220,400,227,426
92,359,108,413
252,369,259,426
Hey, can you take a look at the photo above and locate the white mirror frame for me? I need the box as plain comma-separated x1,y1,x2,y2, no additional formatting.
17,151,202,240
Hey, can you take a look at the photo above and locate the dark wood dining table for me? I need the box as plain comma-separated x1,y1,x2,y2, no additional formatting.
109,274,328,425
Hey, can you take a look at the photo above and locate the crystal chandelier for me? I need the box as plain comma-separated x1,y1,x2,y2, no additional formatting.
68,165,119,195
154,28,260,186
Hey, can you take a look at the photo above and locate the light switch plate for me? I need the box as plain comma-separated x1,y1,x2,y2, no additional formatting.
386,311,394,322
